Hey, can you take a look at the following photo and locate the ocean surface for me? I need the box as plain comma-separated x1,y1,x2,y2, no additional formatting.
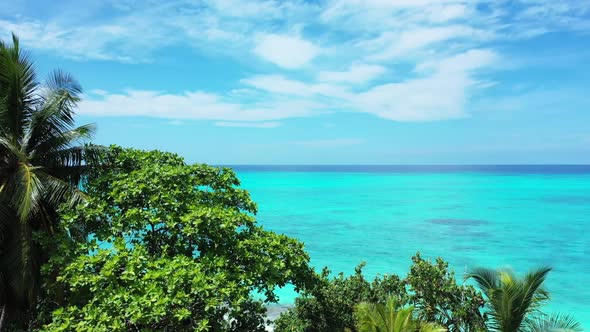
231,166,590,328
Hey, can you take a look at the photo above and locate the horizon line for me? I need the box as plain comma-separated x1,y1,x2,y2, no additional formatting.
219,164,590,166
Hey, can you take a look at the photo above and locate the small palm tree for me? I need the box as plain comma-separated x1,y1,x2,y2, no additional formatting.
355,296,446,332
0,33,96,328
467,267,581,332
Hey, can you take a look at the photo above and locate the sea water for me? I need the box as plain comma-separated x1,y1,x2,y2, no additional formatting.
233,166,590,328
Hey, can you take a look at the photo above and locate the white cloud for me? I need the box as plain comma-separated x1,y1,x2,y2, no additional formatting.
242,75,352,99
1,0,586,64
78,90,314,121
354,74,468,121
89,89,109,96
354,49,498,121
320,0,473,32
253,34,321,69
215,121,281,128
364,25,489,60
242,75,313,96
416,49,498,73
1,0,586,126
428,4,468,23
239,49,497,122
318,64,386,84
204,0,282,18
0,19,161,62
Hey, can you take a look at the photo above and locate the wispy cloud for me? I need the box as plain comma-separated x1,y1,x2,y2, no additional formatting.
364,25,490,61
318,64,386,84
239,49,498,121
78,90,315,121
1,0,588,124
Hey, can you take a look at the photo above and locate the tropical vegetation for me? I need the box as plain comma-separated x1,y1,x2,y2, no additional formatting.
0,34,583,332
274,254,486,332
468,268,582,332
355,297,446,332
37,146,315,331
0,33,96,329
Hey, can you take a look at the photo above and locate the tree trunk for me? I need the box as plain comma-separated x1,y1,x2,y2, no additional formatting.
0,304,7,331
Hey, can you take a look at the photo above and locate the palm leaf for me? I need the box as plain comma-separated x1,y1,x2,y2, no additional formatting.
0,33,39,138
526,313,582,332
10,163,43,222
31,124,96,162
37,172,86,209
468,267,553,332
356,297,444,332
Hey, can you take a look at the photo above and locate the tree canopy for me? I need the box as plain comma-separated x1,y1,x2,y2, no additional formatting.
274,254,486,332
38,146,316,331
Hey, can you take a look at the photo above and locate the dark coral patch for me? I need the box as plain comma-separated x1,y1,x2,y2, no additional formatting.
429,218,488,226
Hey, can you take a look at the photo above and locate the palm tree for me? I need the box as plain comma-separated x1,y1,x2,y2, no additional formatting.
0,33,96,328
467,267,581,332
355,297,446,332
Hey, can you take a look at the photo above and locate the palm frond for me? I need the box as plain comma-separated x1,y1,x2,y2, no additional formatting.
526,313,582,332
37,172,86,209
420,322,447,332
521,268,552,312
45,69,82,97
466,268,500,293
468,267,554,332
0,33,39,138
355,297,442,332
23,87,85,152
10,163,43,222
30,124,96,161
0,135,24,160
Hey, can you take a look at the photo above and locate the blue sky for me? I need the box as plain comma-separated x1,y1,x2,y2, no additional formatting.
1,0,590,164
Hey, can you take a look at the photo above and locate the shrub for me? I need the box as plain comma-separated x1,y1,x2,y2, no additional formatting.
274,254,486,332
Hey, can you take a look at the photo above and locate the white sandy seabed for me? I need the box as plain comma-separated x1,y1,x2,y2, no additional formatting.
265,304,292,331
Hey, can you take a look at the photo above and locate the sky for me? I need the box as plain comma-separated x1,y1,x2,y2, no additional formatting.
1,0,590,164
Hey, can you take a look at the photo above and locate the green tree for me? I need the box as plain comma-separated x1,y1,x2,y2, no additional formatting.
355,297,446,332
42,241,260,331
0,33,95,328
407,254,485,332
467,267,581,332
274,263,407,332
274,254,485,332
39,146,316,331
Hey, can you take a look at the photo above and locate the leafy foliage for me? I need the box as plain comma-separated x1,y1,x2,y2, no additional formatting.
274,254,485,332
42,241,261,331
0,33,95,328
468,267,550,332
355,296,446,332
407,254,485,332
468,267,581,332
526,313,582,332
278,262,406,332
38,146,316,331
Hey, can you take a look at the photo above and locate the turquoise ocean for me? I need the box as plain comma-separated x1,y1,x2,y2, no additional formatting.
232,166,590,327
